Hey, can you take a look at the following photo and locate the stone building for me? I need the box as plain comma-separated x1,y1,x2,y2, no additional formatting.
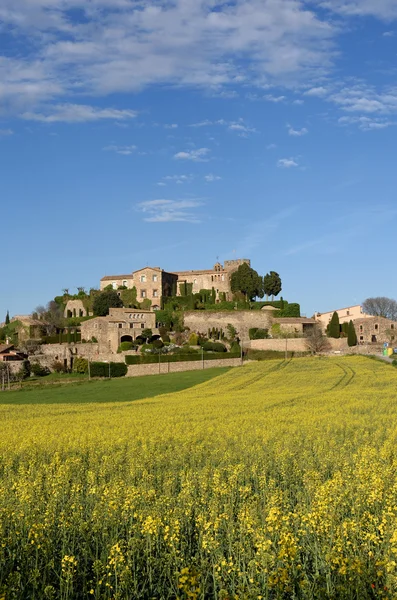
354,316,397,345
64,299,92,318
100,259,250,308
80,307,157,352
314,305,371,328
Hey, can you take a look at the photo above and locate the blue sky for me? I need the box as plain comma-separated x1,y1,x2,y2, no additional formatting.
1,0,397,320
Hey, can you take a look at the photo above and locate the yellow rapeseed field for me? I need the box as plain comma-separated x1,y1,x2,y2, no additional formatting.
1,356,397,599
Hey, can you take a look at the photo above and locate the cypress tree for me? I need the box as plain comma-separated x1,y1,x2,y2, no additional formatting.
341,322,349,337
328,311,340,338
5,311,10,325
347,320,357,347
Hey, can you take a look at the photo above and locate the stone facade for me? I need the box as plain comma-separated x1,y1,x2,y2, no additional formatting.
126,357,242,377
100,259,250,307
80,307,157,353
272,318,316,336
314,304,371,328
64,299,92,318
354,316,397,345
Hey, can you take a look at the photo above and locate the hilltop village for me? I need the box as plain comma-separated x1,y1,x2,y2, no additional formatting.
1,258,396,377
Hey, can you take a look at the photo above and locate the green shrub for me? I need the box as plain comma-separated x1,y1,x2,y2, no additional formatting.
152,339,164,349
73,357,88,374
117,341,134,353
19,360,31,380
30,363,49,377
275,303,301,318
230,341,241,353
249,328,269,340
202,341,227,353
51,360,67,373
188,332,199,346
90,362,127,377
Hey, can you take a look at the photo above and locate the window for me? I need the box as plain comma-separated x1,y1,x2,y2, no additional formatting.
112,282,117,289
130,324,133,329
141,290,146,298
153,275,158,282
375,324,379,330
221,274,225,281
153,290,158,297
122,280,127,286
140,275,146,283
141,323,145,329
193,279,197,284
392,324,395,330
360,336,364,341
346,310,350,316
118,324,122,329
360,325,363,332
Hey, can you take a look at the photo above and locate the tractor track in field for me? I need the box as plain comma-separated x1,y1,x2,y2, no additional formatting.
330,362,356,390
226,357,294,392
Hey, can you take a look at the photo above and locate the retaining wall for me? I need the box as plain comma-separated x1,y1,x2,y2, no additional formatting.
126,357,241,377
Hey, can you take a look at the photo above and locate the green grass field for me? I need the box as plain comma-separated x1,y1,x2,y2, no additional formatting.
0,366,230,405
2,356,397,599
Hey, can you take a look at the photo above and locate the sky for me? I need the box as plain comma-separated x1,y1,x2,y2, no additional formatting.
1,0,397,320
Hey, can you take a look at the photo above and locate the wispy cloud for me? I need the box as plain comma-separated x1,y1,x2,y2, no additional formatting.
163,174,194,184
190,118,257,137
277,158,299,168
103,144,137,155
287,125,308,136
263,94,286,103
383,30,395,37
0,129,13,136
338,115,396,130
174,148,210,162
204,174,222,182
164,123,178,129
21,104,137,123
267,143,277,150
304,86,328,97
136,199,203,223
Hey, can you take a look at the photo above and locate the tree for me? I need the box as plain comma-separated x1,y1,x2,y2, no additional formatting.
305,326,331,354
327,311,340,339
362,297,397,320
263,271,282,301
5,311,9,325
141,328,153,342
93,290,123,316
230,263,264,301
347,320,357,347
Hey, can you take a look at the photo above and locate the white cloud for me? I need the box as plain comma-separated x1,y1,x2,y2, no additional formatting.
164,123,178,129
156,182,167,186
338,115,396,130
277,158,299,168
288,125,308,136
319,0,397,20
383,30,395,36
263,94,286,103
22,104,137,123
136,199,203,223
266,143,277,149
103,144,137,155
174,148,210,162
163,174,194,184
0,129,13,136
190,118,256,136
0,0,337,115
204,174,222,182
304,86,328,97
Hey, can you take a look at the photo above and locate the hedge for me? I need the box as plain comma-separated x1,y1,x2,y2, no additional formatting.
125,352,240,365
42,332,81,344
90,362,128,377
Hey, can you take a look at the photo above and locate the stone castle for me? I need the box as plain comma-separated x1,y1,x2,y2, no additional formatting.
100,259,251,309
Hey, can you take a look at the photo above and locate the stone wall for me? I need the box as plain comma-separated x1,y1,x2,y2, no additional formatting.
184,310,272,340
64,299,90,318
126,357,241,377
248,338,384,355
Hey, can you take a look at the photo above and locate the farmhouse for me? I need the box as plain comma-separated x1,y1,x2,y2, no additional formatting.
80,307,157,352
314,305,371,328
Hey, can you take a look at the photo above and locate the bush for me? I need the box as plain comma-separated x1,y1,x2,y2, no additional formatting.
30,363,49,377
152,339,164,349
188,332,199,346
249,328,269,340
51,360,67,373
202,341,227,353
230,341,241,354
117,341,135,353
73,357,88,374
90,362,127,378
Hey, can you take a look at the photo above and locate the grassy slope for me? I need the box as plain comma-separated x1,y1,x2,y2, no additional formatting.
0,367,231,405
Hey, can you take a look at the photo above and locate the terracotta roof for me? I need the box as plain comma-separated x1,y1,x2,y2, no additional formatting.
0,344,14,353
101,274,134,281
274,318,317,324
